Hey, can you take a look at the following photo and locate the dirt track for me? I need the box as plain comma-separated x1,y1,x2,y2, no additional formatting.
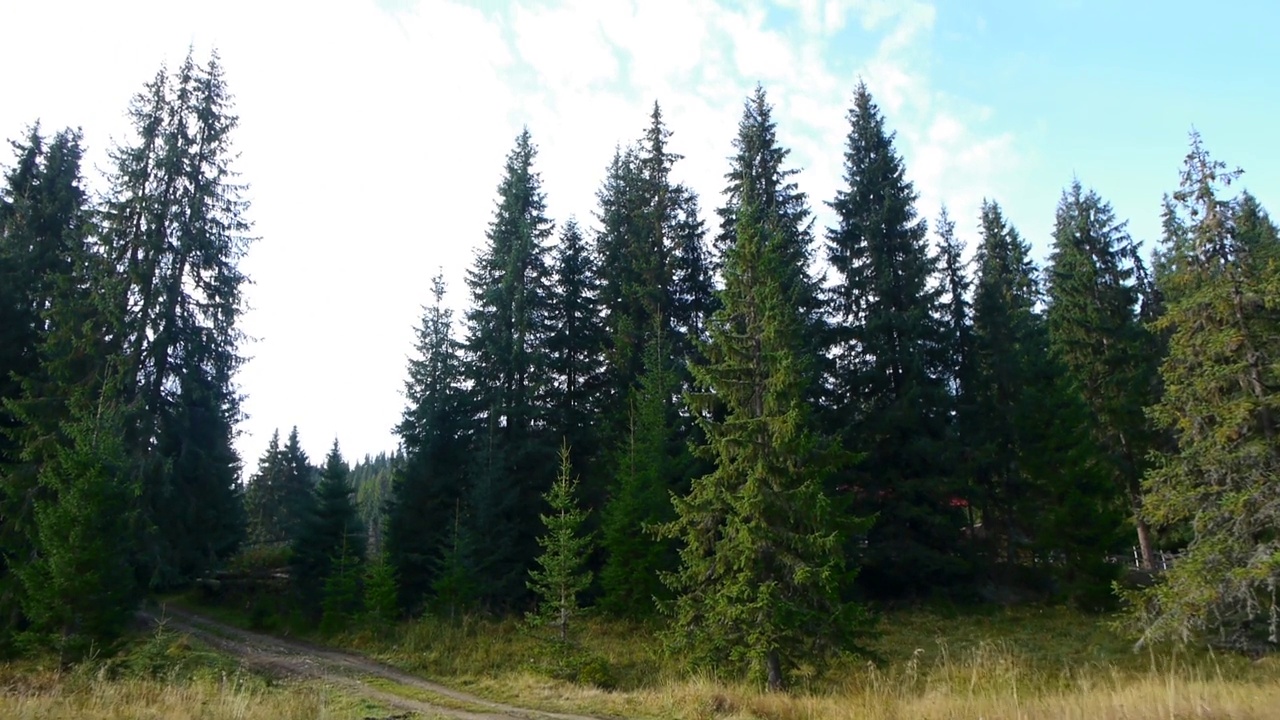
140,605,610,720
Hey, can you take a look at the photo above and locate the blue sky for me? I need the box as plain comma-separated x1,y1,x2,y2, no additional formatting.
1,0,1275,468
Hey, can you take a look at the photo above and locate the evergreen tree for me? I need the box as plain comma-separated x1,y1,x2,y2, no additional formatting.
0,125,95,649
350,451,400,555
0,126,91,471
824,83,962,596
462,128,557,610
363,551,399,627
293,439,365,615
1131,136,1280,649
99,50,250,586
15,382,138,662
432,500,478,620
594,105,713,457
668,187,716,373
243,430,289,545
933,208,980,559
599,328,682,617
715,85,823,360
527,443,594,642
387,273,470,611
935,207,973,405
546,219,607,477
320,538,362,635
1046,181,1160,569
279,426,316,543
659,192,867,692
968,201,1043,571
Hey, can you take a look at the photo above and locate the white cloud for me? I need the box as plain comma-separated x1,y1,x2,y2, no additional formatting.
0,0,1020,469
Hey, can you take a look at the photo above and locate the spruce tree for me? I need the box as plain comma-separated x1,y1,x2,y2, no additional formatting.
350,451,400,555
659,192,866,692
599,328,681,617
715,85,822,356
99,50,250,585
432,500,478,620
293,439,365,615
527,443,595,642
320,538,362,635
0,125,95,649
968,201,1043,571
279,426,316,543
243,430,289,545
15,381,138,662
363,551,399,627
935,207,973,405
387,272,470,611
1046,181,1160,569
546,219,607,479
1131,136,1280,649
933,208,980,561
462,128,557,610
593,104,713,483
824,83,962,596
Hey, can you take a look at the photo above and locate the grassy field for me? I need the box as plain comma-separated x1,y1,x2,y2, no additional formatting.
170,594,1280,720
0,626,396,719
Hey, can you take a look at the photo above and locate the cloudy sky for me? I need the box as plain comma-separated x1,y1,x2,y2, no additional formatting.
2,0,1276,471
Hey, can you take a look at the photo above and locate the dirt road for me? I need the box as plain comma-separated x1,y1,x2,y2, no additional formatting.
140,605,611,720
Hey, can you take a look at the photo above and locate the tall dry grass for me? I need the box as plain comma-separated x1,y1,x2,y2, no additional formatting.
0,670,351,720
333,606,1280,719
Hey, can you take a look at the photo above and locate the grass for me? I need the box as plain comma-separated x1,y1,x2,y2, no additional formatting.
170,592,1280,720
0,623,396,720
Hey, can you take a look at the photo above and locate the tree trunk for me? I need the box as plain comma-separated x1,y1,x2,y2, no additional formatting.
765,649,783,692
1133,499,1156,570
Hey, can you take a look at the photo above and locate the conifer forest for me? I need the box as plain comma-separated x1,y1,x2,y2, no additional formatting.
1,48,1279,702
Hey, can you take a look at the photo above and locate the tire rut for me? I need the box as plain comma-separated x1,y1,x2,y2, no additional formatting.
139,605,612,720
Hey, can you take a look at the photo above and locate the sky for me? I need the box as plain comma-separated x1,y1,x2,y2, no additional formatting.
1,0,1277,472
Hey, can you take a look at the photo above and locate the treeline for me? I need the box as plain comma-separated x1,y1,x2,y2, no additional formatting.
363,84,1279,677
2,49,1277,686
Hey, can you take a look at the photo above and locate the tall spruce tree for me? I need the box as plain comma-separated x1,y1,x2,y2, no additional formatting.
1131,136,1280,649
659,183,866,690
933,207,980,554
969,200,1079,579
387,272,470,611
715,86,822,353
546,219,607,479
594,104,713,462
99,50,250,586
935,207,974,405
824,83,962,596
1046,181,1160,569
462,128,557,610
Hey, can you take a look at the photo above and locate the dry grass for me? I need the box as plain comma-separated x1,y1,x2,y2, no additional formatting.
437,642,1280,720
0,627,393,720
174,596,1280,720
0,670,366,719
